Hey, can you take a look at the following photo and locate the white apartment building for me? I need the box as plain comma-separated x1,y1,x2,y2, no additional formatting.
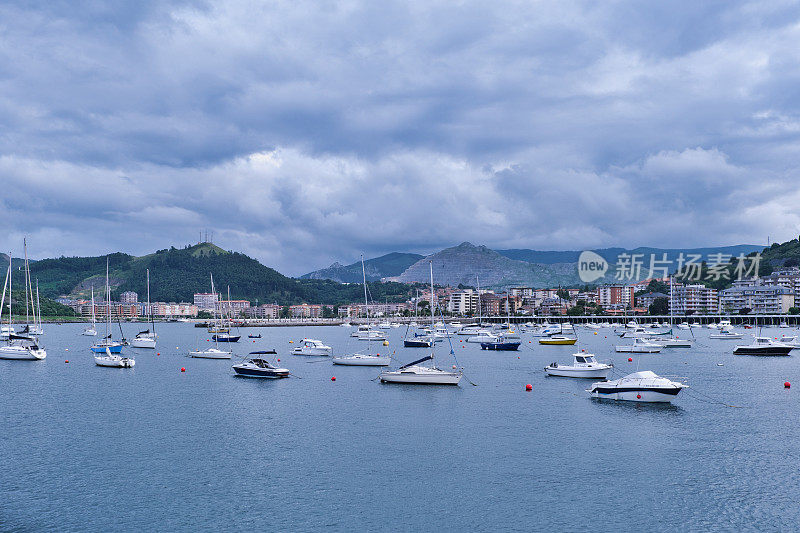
194,292,219,311
447,289,479,315
120,291,138,304
669,284,719,314
720,279,795,314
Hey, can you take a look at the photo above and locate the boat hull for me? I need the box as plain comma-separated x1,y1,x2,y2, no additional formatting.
615,346,661,353
94,356,135,368
131,337,156,349
332,355,391,366
91,344,123,354
404,339,433,348
480,342,521,351
539,339,577,346
590,387,681,402
213,335,241,343
733,347,793,356
0,346,46,360
292,348,331,356
188,350,232,359
545,367,611,378
379,371,462,385
232,366,288,378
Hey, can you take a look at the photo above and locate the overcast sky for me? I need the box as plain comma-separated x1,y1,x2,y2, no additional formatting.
2,0,799,275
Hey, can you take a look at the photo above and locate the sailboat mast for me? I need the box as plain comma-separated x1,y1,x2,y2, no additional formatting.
147,268,154,332
2,256,10,337
429,261,435,361
91,287,95,326
105,258,111,339
23,239,30,327
35,279,41,329
476,276,481,325
360,255,372,350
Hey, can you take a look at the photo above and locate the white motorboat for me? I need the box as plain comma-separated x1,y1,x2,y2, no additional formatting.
232,353,289,378
588,371,685,403
677,322,690,330
779,321,790,328
779,335,800,348
466,330,498,343
357,328,386,341
615,337,662,353
377,321,392,330
332,353,391,366
188,347,232,359
95,347,135,368
292,338,332,356
379,262,462,385
733,336,794,356
544,352,612,378
458,324,484,336
448,322,463,330
340,322,352,327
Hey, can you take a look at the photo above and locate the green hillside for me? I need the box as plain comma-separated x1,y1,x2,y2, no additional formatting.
12,243,415,306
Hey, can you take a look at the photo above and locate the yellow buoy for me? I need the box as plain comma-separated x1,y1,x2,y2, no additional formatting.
383,340,389,346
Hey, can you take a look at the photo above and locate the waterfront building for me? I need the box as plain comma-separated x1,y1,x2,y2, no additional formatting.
597,284,634,308
719,279,794,314
194,292,219,311
669,284,719,314
216,299,251,316
637,291,668,309
245,304,281,319
120,291,138,304
289,303,323,318
447,289,479,315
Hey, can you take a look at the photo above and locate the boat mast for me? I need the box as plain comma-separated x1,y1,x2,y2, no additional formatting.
476,276,482,326
90,287,96,327
429,261,435,364
35,279,41,330
23,238,30,328
361,255,371,351
1,255,10,342
210,274,219,349
105,257,111,340
147,268,154,333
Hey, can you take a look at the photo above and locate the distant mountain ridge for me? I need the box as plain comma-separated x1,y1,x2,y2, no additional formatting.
497,245,763,265
300,252,424,283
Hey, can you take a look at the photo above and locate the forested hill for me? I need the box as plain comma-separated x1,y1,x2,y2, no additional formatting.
17,243,413,306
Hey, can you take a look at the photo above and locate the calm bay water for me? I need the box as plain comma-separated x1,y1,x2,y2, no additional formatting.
1,323,799,531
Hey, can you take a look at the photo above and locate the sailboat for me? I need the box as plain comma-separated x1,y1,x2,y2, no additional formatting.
332,256,391,366
82,287,98,336
379,262,462,384
212,285,241,342
189,274,232,359
0,251,46,360
404,289,435,348
93,258,134,367
28,279,44,335
131,269,157,348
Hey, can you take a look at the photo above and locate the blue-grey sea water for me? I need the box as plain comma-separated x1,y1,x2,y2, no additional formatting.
1,323,799,531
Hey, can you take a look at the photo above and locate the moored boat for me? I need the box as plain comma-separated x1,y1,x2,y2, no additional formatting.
588,370,684,403
232,352,289,378
545,352,611,378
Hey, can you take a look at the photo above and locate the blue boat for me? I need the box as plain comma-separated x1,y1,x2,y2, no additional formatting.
480,341,521,351
91,341,124,354
404,337,433,348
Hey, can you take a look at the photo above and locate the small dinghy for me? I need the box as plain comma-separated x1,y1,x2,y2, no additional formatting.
544,352,611,378
232,352,289,378
248,334,262,339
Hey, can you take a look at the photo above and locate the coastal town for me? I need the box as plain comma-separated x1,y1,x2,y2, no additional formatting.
54,265,800,320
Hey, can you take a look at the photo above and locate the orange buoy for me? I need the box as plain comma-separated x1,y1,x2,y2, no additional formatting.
331,376,336,381
785,381,791,388
525,384,533,391
65,360,69,363
181,367,186,372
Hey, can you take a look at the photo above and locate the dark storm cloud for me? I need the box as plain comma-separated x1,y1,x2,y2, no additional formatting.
1,0,799,275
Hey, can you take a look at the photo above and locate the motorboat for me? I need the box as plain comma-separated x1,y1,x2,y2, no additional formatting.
351,324,370,337
733,336,794,356
232,353,289,378
95,347,134,368
588,371,685,403
539,336,577,346
378,321,392,330
448,322,463,330
458,324,483,336
340,322,352,327
615,337,662,353
677,322,690,330
779,321,790,328
188,347,233,359
248,333,262,339
357,328,387,341
466,330,498,343
292,338,332,356
212,332,241,343
544,352,612,378
131,329,157,349
81,326,98,336
779,335,800,348
404,336,434,348
431,326,451,339
332,352,391,366
480,337,521,351
379,355,461,384
0,325,14,339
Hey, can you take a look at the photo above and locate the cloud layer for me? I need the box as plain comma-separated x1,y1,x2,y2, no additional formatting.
1,0,799,274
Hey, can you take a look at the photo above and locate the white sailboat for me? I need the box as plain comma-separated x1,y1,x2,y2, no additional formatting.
131,269,157,349
82,287,98,336
94,258,133,367
0,253,46,360
379,262,462,384
188,273,232,359
333,255,390,366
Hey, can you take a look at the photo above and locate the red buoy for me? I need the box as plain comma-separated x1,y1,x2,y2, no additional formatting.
331,376,336,381
65,360,69,363
181,367,186,372
628,357,633,362
277,358,280,361
636,394,641,399
785,381,791,388
157,353,160,356
525,384,533,391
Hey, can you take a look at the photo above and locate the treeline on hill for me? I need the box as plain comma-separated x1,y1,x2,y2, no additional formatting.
7,290,76,317
16,244,417,306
